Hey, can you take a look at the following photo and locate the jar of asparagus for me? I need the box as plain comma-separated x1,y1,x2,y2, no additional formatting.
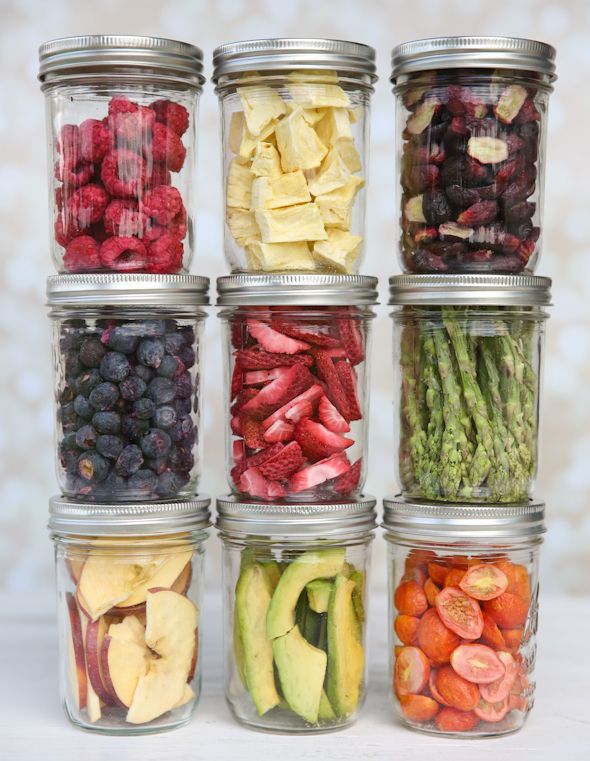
389,274,551,504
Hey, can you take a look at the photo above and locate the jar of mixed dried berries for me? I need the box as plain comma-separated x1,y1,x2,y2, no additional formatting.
391,37,556,274
49,496,210,734
47,274,208,502
212,39,376,274
217,495,376,732
217,275,378,501
389,274,550,504
38,35,204,274
383,497,545,738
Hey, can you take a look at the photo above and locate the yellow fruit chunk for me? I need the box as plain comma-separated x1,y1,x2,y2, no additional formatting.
251,170,311,210
287,83,350,109
251,142,282,177
313,230,362,273
314,175,364,229
307,146,351,196
227,208,260,246
287,70,339,83
275,107,328,172
256,204,327,243
467,136,509,164
245,241,316,271
227,159,254,209
315,108,353,146
229,111,276,160
238,86,287,136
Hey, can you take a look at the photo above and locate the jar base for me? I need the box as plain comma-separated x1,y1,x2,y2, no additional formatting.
226,700,358,735
63,701,196,736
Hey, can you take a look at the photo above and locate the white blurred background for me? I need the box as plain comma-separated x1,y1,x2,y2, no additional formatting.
0,0,588,596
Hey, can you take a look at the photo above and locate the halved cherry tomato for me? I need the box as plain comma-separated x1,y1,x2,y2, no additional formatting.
435,665,480,711
417,607,461,665
428,562,449,586
483,592,529,629
402,565,427,585
474,697,509,723
394,645,404,658
394,580,428,617
480,612,506,650
394,646,430,697
435,707,479,732
459,563,508,601
494,560,531,603
444,568,466,587
429,670,451,706
399,694,440,722
450,644,506,684
394,614,420,646
502,628,524,653
424,577,440,607
405,549,436,572
436,586,484,639
508,693,528,712
480,651,518,702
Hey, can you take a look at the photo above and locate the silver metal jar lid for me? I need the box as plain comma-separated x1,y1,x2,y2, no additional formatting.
216,495,377,538
388,274,551,307
39,35,205,87
391,36,556,82
382,496,545,540
47,274,210,308
217,274,378,306
48,495,211,537
212,38,377,83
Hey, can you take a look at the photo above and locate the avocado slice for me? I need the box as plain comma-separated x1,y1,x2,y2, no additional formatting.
318,690,337,721
306,579,333,613
267,548,345,639
349,569,365,623
235,563,281,715
326,573,365,718
233,612,247,687
272,624,327,724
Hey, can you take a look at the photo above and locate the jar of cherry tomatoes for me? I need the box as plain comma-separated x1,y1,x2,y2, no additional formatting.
383,497,545,738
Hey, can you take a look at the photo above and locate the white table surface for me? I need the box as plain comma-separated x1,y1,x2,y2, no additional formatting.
1,591,589,760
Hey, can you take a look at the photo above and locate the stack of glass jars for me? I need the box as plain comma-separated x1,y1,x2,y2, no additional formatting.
385,36,556,738
39,36,212,734
212,39,380,733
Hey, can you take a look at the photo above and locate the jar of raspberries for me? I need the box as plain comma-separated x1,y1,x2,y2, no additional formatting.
38,35,204,274
47,273,209,502
49,495,210,734
383,497,545,738
216,274,378,501
391,36,556,274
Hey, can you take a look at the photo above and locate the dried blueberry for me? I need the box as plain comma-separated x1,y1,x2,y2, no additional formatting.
141,428,172,459
96,434,124,460
79,338,106,368
128,469,158,495
137,320,166,337
92,411,121,434
73,368,102,397
116,444,144,477
170,415,195,444
100,352,131,382
164,333,184,355
147,377,176,404
175,372,193,399
134,397,156,419
169,445,194,473
156,470,184,498
175,397,192,418
78,451,109,482
121,415,150,443
423,191,452,225
177,344,195,368
146,456,169,475
153,405,177,429
73,394,94,420
157,355,184,379
134,364,155,383
75,424,98,450
65,351,83,377
89,382,119,411
137,338,165,368
59,402,78,428
103,325,139,354
119,375,146,401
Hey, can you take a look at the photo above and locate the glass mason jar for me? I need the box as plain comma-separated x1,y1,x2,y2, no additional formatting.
389,274,550,504
212,39,377,274
383,497,545,738
216,496,376,732
391,37,557,274
217,274,378,501
48,496,210,734
47,274,209,502
38,35,204,274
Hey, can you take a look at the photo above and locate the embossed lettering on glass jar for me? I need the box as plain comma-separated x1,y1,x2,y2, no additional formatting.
38,35,204,274
48,496,210,734
383,497,545,738
47,274,208,502
390,37,556,274
212,39,377,274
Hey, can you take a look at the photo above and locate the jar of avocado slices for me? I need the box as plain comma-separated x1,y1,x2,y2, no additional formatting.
216,495,376,732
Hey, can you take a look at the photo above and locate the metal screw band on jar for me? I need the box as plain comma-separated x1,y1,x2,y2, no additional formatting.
217,274,378,306
388,274,551,306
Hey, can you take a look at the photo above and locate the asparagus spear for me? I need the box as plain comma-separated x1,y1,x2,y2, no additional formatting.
420,330,444,496
400,323,428,487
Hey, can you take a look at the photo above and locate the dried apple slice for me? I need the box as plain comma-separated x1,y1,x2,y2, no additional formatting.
79,613,101,722
66,592,87,710
85,615,114,705
100,616,148,708
109,551,192,615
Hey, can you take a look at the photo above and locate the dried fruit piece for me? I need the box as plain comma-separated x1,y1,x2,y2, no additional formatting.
394,615,420,646
457,201,498,227
64,236,101,272
406,98,440,135
459,564,508,601
394,646,430,697
99,237,148,272
332,458,361,494
479,651,518,703
258,441,304,480
416,608,460,665
450,644,505,684
467,137,509,164
435,587,484,640
435,707,479,732
483,592,529,629
399,694,440,722
494,85,528,125
435,665,480,711
394,580,428,617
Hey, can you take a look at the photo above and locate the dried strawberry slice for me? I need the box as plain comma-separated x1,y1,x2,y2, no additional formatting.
246,442,284,469
318,395,350,433
240,364,314,420
248,319,310,354
335,360,362,421
230,361,243,401
267,481,287,499
244,368,291,386
259,441,304,480
314,350,351,421
262,384,324,430
236,348,313,370
332,458,362,494
285,399,314,424
294,418,353,462
272,320,341,348
238,467,269,499
288,453,351,494
240,417,266,450
264,420,295,443
230,441,247,484
230,387,257,417
337,318,365,365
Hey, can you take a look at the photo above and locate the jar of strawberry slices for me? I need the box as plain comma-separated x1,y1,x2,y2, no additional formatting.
383,497,545,738
217,274,378,501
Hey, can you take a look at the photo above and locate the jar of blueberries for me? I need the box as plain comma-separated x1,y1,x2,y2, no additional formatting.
38,36,204,274
391,37,556,274
47,274,209,502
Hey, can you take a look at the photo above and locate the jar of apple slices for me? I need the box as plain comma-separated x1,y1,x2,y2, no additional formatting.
217,495,376,732
383,497,545,738
48,496,210,734
217,274,378,501
212,39,377,274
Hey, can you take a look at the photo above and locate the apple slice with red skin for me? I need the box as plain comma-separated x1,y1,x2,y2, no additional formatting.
85,615,115,705
100,616,148,709
66,592,87,710
79,613,102,722
107,556,193,617
65,556,86,585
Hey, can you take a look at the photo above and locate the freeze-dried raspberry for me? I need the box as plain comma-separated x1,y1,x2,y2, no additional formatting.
147,234,183,274
147,163,172,187
79,118,112,163
63,236,100,272
169,206,187,240
68,183,110,226
55,217,84,247
108,95,138,116
103,199,148,237
151,99,190,136
99,236,148,272
54,158,93,187
142,185,183,225
142,206,187,242
109,105,155,147
101,149,147,197
147,123,186,172
56,124,80,164
55,186,64,211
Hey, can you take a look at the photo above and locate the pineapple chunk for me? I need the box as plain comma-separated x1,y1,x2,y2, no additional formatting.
227,208,260,246
314,175,364,229
312,230,362,273
227,159,253,209
255,204,327,243
228,111,276,160
285,102,326,125
245,240,316,271
317,175,365,204
307,146,351,196
238,86,287,136
287,83,350,109
228,111,246,155
335,138,362,173
275,107,328,172
243,241,263,270
251,171,311,210
315,108,353,146
251,142,282,177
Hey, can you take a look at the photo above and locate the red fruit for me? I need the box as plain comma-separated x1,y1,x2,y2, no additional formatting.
244,368,291,386
148,122,186,172
238,467,269,499
294,418,353,462
514,98,540,124
147,233,184,274
55,157,93,187
258,441,304,480
502,628,524,653
474,697,509,723
262,384,324,429
399,694,439,722
233,440,246,468
103,199,147,237
435,707,479,732
248,319,310,354
288,453,350,493
428,562,449,586
267,481,286,499
151,99,190,136
241,364,314,420
318,395,350,433
314,351,351,420
429,670,450,706
394,580,428,617
148,163,172,188
483,592,529,629
101,149,147,198
481,613,506,650
245,442,284,469
333,458,362,494
56,124,80,160
451,644,506,684
68,184,109,226
63,236,101,272
79,118,111,163
394,615,420,646
337,318,364,365
168,206,187,240
272,321,341,348
494,561,531,603
417,608,461,665
424,577,440,607
236,347,313,370
142,185,183,225
394,646,430,697
264,419,295,443
230,416,242,435
435,666,480,711
284,399,314,424
406,164,440,192
479,651,518,703
108,96,137,116
436,586,484,640
230,361,243,400
240,417,266,450
457,201,498,226
335,361,362,420
443,568,465,588
459,563,508,601
99,236,148,272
